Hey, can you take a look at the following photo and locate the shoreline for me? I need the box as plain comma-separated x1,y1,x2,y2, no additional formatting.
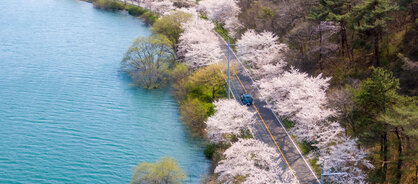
78,0,214,182
81,0,159,25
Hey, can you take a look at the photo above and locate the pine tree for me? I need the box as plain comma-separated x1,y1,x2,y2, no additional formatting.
378,96,418,184
309,0,354,63
352,0,398,66
352,67,400,182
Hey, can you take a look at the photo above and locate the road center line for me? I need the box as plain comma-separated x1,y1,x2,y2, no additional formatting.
232,71,301,184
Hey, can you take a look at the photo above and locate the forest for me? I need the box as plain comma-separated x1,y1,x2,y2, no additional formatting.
235,0,417,183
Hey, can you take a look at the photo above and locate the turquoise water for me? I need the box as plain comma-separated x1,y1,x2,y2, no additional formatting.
0,0,209,183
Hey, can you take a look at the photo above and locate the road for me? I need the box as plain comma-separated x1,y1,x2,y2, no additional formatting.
215,34,320,184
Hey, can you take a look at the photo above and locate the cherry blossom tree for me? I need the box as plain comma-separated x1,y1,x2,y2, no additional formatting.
143,0,175,15
258,67,333,126
236,30,288,78
256,67,371,184
198,0,239,24
174,7,198,17
309,121,344,150
177,17,222,68
215,139,296,184
223,16,243,37
251,63,287,81
198,0,242,36
318,137,373,184
173,0,196,8
205,99,256,142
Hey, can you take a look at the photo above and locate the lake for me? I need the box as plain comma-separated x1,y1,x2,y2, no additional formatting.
0,0,209,183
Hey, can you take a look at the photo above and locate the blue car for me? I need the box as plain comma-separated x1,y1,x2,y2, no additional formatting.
241,94,253,106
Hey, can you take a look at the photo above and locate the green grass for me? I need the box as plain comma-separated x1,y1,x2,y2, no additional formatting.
282,119,295,130
290,133,321,177
214,23,236,51
309,158,322,177
298,140,317,155
233,175,247,183
240,128,254,139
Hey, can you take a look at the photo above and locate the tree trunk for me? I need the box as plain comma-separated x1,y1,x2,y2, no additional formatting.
395,127,403,184
351,28,356,64
382,131,388,182
411,2,416,23
319,23,323,70
374,32,380,66
341,23,352,65
212,87,216,100
340,25,345,57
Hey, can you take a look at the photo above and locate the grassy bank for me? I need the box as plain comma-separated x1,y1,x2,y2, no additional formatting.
159,59,233,182
83,0,159,25
172,64,227,136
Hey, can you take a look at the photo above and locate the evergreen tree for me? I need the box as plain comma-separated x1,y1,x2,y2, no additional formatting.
378,96,418,184
352,67,400,182
352,0,398,66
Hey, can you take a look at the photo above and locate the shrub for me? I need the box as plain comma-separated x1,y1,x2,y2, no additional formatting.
130,157,186,184
128,6,147,16
151,11,192,48
171,64,190,101
141,11,159,25
179,98,214,136
93,0,125,11
204,143,217,159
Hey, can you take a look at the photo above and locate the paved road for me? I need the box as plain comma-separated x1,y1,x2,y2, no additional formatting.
215,34,320,184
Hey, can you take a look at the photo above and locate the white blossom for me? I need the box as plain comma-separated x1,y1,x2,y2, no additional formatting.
178,17,222,68
143,0,175,15
251,63,286,80
215,139,297,184
318,137,373,184
198,0,240,24
173,0,196,8
173,7,198,17
205,99,256,142
198,0,242,36
258,67,333,125
223,16,243,37
237,30,288,78
256,66,371,184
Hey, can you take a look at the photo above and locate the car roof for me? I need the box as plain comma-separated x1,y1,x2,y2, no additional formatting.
243,94,251,98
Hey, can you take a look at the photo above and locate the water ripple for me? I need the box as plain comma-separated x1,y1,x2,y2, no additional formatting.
0,0,209,183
